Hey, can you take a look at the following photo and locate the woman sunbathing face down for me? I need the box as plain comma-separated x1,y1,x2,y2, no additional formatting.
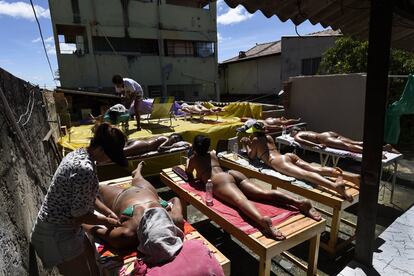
290,129,399,155
83,161,185,265
185,135,321,240
240,124,360,202
180,103,223,115
123,133,191,156
239,117,301,133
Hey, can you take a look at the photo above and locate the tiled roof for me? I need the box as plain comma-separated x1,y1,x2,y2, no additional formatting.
221,29,341,64
223,0,414,51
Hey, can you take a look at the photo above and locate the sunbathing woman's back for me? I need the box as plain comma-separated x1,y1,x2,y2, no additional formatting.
188,151,223,183
124,136,168,156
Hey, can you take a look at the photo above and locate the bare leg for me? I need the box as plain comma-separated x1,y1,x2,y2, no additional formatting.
325,137,363,153
292,156,360,185
228,170,321,221
272,155,353,202
212,172,285,240
131,161,157,193
167,197,184,231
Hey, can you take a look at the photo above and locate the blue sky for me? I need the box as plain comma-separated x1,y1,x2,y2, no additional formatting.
0,0,326,88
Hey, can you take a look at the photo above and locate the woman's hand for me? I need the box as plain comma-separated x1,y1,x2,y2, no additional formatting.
240,137,251,145
107,211,119,221
105,217,121,229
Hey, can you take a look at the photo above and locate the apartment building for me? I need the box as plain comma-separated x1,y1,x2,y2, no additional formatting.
48,0,218,101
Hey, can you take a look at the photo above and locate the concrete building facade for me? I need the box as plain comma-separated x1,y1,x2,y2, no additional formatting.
219,30,341,100
48,0,219,101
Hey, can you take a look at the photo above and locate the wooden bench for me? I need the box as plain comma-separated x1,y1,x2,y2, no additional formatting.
99,177,230,276
218,153,359,255
161,168,326,276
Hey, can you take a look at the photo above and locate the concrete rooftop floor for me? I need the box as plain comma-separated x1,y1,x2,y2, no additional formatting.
149,146,414,276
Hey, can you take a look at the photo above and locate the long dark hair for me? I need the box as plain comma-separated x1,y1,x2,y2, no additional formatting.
193,135,210,156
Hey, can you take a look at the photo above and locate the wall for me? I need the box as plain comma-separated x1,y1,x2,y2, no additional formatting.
221,55,281,96
286,74,366,140
49,0,218,100
281,35,338,83
0,68,59,275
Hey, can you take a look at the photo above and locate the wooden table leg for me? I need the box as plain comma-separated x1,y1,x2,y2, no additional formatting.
181,199,189,220
328,208,342,253
258,255,271,276
307,233,321,276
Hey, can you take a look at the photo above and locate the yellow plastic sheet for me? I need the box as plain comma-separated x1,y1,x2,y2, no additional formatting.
223,102,262,119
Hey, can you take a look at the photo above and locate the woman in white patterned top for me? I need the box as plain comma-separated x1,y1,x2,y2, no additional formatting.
31,123,127,275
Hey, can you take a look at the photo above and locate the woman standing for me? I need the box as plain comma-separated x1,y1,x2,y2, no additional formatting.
31,123,127,275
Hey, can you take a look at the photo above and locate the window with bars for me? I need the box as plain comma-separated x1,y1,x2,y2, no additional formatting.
165,40,215,57
301,57,322,75
92,37,159,55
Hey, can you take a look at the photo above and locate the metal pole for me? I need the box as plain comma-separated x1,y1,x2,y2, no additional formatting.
354,0,394,266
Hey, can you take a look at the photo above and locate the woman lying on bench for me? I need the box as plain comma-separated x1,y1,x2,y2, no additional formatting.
180,102,223,115
185,135,321,241
239,117,302,133
124,133,191,156
83,161,185,264
291,128,399,155
241,123,360,202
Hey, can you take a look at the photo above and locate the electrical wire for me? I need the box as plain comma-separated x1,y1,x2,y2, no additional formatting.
29,0,57,86
16,88,35,124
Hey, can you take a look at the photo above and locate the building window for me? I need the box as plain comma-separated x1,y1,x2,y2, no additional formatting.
301,57,321,75
92,37,159,55
56,25,88,55
165,0,210,8
148,86,162,98
165,40,215,57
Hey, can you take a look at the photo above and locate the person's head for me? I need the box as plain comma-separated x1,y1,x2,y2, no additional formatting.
107,110,118,125
89,122,128,166
112,74,124,88
168,133,183,144
137,207,184,265
246,122,265,137
193,135,210,156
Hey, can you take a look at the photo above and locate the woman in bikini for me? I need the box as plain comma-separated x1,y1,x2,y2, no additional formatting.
185,135,321,241
123,133,191,156
291,129,399,154
241,123,360,202
83,161,184,250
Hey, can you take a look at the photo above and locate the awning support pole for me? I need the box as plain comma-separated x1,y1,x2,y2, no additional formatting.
354,0,394,266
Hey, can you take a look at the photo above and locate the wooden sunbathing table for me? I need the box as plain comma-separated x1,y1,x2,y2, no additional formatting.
161,168,326,276
99,177,230,276
218,153,359,256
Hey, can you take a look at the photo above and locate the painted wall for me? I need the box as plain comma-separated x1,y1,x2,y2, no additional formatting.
48,0,218,100
286,74,366,140
281,35,338,83
220,55,281,96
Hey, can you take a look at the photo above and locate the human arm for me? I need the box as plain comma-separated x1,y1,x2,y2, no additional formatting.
83,224,136,249
95,197,119,220
241,137,257,160
185,157,195,181
167,197,184,231
293,133,325,149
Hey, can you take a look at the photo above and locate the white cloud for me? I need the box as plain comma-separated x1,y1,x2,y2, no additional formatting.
217,0,225,12
217,33,231,42
217,5,254,25
0,1,50,21
32,36,54,43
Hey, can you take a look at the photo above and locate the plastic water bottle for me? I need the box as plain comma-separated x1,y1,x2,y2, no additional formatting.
282,125,287,137
205,179,214,206
232,142,239,160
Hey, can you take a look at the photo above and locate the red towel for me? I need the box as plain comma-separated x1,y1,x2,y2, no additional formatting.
181,181,299,235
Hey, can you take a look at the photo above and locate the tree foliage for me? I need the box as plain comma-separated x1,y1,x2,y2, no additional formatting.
319,36,414,75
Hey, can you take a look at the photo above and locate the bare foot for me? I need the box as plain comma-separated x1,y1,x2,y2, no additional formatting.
298,200,322,221
132,161,145,178
383,144,400,154
260,216,285,240
335,176,353,202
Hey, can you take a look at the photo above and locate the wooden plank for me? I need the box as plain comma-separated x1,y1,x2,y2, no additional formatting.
161,169,326,275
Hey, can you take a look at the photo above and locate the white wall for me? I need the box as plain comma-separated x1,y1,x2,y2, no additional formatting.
286,74,366,140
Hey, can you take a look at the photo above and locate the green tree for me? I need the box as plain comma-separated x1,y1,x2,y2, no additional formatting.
319,36,414,75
